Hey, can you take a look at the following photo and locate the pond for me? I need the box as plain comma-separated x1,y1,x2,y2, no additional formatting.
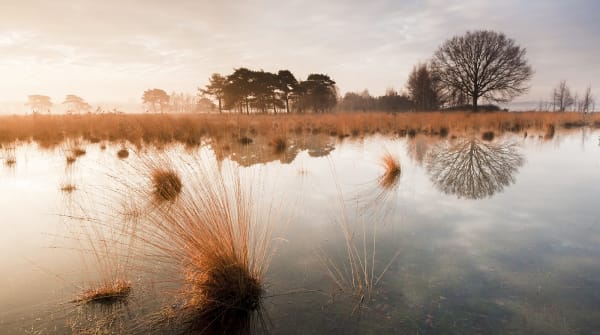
1,128,599,334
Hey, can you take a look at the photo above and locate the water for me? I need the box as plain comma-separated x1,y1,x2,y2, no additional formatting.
1,129,599,334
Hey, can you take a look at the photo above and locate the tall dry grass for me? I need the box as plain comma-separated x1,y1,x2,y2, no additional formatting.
318,166,400,313
1,111,599,149
134,153,280,333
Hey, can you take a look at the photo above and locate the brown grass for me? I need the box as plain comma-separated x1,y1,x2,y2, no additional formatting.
117,148,129,159
379,153,401,190
75,279,132,304
269,136,287,154
61,183,77,193
151,168,182,201
1,111,598,149
138,156,277,331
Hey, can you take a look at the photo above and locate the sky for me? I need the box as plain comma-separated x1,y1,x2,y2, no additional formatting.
0,0,599,111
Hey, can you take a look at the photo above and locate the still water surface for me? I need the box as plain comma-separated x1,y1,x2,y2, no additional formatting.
1,130,599,334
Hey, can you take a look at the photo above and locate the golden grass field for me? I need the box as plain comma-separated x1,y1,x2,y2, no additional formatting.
1,111,598,148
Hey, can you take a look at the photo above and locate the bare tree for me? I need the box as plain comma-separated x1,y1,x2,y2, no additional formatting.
552,80,575,112
577,86,594,113
425,137,524,199
431,30,533,111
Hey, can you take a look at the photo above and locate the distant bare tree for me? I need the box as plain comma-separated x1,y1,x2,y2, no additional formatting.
63,95,91,114
577,86,594,113
25,95,52,114
425,137,524,199
142,88,169,113
406,63,440,111
552,80,575,112
431,30,533,111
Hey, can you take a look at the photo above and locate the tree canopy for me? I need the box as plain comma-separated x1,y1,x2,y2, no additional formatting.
142,88,170,113
201,68,336,114
63,95,91,114
26,95,52,114
431,30,533,111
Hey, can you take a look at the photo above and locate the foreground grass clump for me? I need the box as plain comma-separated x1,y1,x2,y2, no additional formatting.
151,168,182,201
141,157,277,332
379,153,401,189
76,279,132,304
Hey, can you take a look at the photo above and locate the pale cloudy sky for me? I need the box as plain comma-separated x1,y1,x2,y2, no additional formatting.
0,0,598,109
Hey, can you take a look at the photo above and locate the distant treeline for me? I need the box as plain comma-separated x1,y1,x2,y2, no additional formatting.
200,68,337,114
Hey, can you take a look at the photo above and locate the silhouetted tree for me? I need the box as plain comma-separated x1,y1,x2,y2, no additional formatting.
26,95,52,114
200,73,227,113
297,74,337,113
406,64,440,110
425,137,524,199
276,70,298,113
431,30,533,111
142,88,170,113
223,68,254,114
62,95,91,114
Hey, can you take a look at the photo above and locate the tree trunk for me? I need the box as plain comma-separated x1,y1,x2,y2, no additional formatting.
472,93,478,112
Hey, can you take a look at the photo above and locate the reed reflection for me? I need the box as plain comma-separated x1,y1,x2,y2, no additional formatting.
425,137,524,199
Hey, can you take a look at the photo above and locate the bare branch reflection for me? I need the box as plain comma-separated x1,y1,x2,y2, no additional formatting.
425,137,524,199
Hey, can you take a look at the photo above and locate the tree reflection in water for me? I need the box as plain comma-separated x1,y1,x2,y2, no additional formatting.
425,137,525,199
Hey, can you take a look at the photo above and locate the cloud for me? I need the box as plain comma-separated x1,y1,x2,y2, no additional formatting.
0,0,598,107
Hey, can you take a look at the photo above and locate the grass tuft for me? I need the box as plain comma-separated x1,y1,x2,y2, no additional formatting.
117,148,129,159
76,279,132,304
482,131,495,141
379,153,401,190
269,136,287,154
151,168,182,201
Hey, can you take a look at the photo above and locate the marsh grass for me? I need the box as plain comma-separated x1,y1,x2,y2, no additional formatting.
269,136,287,154
2,112,598,150
3,145,16,166
134,152,281,333
75,279,132,304
117,148,129,159
318,165,400,313
378,153,401,190
151,168,182,202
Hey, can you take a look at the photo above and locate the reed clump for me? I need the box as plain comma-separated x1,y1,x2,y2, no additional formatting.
76,279,132,304
140,157,277,331
61,183,77,193
151,168,182,201
117,148,129,159
379,153,401,190
482,131,495,141
269,136,287,154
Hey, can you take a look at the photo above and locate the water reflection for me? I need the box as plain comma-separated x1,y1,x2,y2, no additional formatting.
425,137,525,199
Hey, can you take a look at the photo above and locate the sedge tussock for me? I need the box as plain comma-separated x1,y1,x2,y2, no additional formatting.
378,153,401,190
117,148,129,159
75,279,132,304
137,152,280,332
318,165,400,313
151,168,182,201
